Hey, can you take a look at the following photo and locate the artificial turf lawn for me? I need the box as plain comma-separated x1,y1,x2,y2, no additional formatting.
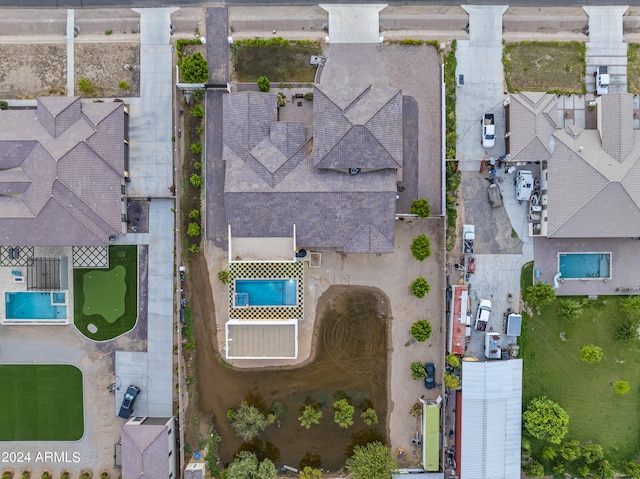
0,364,83,441
521,267,640,468
74,245,137,341
82,265,126,323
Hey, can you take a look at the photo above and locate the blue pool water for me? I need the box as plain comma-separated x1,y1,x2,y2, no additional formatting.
5,292,67,320
559,253,611,279
235,279,297,307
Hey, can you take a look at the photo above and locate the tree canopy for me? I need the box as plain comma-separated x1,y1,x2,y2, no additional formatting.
225,451,277,479
525,282,556,307
522,396,569,444
229,401,271,441
345,442,397,479
410,235,432,261
409,198,431,218
333,399,355,428
180,51,209,83
410,320,432,342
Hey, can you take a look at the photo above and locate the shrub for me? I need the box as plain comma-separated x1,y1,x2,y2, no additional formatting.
410,320,432,342
189,174,202,188
445,353,461,368
299,467,322,479
299,404,322,429
524,282,556,307
410,198,431,217
190,105,204,118
626,461,640,479
559,439,581,461
0,101,9,110
444,373,459,389
180,51,208,83
333,399,354,428
580,344,603,363
229,401,271,441
620,295,640,315
304,92,313,101
78,77,94,95
614,380,630,395
361,408,378,425
524,461,544,479
617,320,638,339
118,81,130,91
410,234,431,261
541,445,557,460
559,299,582,322
522,396,569,444
410,277,430,298
411,362,427,380
190,143,202,154
194,161,202,170
187,222,201,237
193,89,204,100
189,244,199,253
401,38,423,45
217,270,230,284
188,209,200,220
105,29,113,35
257,76,271,92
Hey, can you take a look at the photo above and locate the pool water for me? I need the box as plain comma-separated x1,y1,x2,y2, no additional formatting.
5,292,67,320
559,253,611,279
235,279,297,307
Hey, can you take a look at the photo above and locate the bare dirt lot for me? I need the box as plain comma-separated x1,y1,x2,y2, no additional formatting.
0,43,66,98
75,42,140,97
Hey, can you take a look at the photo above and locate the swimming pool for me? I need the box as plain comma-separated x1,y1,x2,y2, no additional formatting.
5,291,68,321
559,253,611,279
235,279,297,307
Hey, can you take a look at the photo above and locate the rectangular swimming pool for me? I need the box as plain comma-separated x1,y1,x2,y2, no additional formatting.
235,279,297,307
5,291,68,321
559,253,611,279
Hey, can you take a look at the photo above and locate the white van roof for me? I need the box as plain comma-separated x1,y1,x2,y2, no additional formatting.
516,170,533,201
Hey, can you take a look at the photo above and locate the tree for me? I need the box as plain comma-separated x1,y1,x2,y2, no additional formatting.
410,362,427,380
522,396,569,444
409,198,431,218
581,444,604,464
187,223,201,237
299,467,322,479
580,344,603,363
225,451,276,479
298,405,322,429
443,372,459,390
525,282,556,307
345,442,397,479
595,459,614,479
445,353,461,368
625,461,640,479
614,380,630,395
410,320,432,342
257,76,271,92
333,399,354,428
410,235,432,261
524,461,544,479
229,401,271,441
559,440,581,461
361,408,378,425
559,299,582,322
180,52,208,83
410,277,430,298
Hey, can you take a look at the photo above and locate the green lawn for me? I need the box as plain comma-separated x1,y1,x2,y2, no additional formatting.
503,41,585,93
0,365,83,441
628,43,640,93
521,273,640,469
74,245,137,341
231,41,322,82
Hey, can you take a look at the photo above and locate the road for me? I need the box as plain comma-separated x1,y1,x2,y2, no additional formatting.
3,0,640,8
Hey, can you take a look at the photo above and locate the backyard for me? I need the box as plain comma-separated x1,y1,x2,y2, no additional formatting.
231,39,322,83
520,263,640,470
73,245,138,341
503,41,585,93
0,364,84,441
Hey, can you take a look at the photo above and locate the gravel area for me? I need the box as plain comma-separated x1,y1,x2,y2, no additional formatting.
0,43,66,98
75,42,140,97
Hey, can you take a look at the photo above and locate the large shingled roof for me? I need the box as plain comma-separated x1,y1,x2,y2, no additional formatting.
0,97,124,246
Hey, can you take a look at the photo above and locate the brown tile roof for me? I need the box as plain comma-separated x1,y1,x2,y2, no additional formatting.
0,97,124,246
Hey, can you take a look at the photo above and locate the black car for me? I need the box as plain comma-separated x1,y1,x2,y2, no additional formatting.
424,363,436,389
118,385,140,419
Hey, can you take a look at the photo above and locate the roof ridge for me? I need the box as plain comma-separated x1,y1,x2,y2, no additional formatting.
549,180,609,236
365,90,403,167
343,85,373,114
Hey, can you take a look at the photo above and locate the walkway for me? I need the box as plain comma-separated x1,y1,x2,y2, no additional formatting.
583,6,628,95
456,5,508,171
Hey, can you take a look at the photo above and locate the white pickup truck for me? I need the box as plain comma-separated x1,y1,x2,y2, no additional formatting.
594,66,609,96
481,113,495,148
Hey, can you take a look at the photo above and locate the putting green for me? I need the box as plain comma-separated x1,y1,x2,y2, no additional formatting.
82,264,126,323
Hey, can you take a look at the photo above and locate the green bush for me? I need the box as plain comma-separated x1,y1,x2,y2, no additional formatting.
333,399,354,428
559,299,582,322
189,174,202,188
180,51,208,83
193,89,204,100
410,320,432,342
445,353,461,368
218,270,230,284
411,362,427,380
524,461,544,479
444,373,459,389
299,404,322,429
118,81,130,91
228,401,271,441
361,408,378,425
614,380,630,395
522,396,569,444
257,76,271,92
524,282,556,307
0,101,8,110
409,198,431,218
188,209,200,220
617,320,638,339
176,38,201,63
625,461,640,479
304,92,313,101
189,244,200,254
579,344,603,363
187,223,201,237
410,277,430,298
401,39,423,45
194,161,202,170
78,78,94,95
410,234,431,261
190,105,204,118
190,143,202,154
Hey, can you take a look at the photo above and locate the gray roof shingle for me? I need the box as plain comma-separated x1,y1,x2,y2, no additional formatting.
121,421,172,479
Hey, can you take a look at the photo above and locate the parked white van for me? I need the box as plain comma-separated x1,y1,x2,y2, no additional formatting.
516,170,534,202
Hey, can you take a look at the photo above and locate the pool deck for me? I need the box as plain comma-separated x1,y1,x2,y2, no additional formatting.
534,237,640,296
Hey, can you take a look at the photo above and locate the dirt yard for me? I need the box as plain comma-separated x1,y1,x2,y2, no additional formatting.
503,41,586,93
0,43,67,98
75,42,140,97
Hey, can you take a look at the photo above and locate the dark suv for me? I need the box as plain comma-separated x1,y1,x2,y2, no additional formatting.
118,385,140,419
424,363,436,389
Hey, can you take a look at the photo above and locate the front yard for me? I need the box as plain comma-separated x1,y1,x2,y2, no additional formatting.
503,41,585,93
628,43,640,93
520,264,640,471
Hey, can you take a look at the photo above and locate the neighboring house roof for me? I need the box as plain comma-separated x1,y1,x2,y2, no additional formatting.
0,97,124,246
223,89,398,253
461,360,522,479
121,419,173,479
508,92,557,162
509,92,640,238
